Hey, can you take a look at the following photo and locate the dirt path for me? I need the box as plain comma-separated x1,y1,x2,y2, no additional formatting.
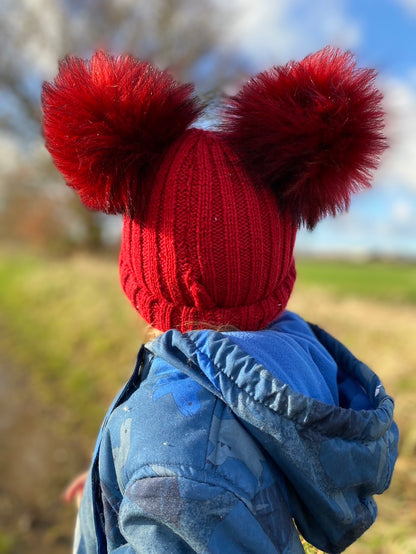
0,351,74,553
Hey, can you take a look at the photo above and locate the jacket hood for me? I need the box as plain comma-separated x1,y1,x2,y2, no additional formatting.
148,312,398,553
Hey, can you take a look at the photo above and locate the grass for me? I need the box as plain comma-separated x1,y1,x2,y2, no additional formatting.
0,248,414,553
0,249,145,553
296,257,416,304
0,250,143,428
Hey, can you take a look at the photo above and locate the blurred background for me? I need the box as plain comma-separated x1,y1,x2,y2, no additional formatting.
0,1,415,552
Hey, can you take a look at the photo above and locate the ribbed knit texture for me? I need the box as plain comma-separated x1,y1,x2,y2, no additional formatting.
119,128,297,332
41,49,386,333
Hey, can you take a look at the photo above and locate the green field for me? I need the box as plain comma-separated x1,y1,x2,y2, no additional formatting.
296,258,416,304
0,249,415,553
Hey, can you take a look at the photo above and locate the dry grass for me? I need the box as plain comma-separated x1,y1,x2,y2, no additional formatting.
288,285,416,553
0,252,414,552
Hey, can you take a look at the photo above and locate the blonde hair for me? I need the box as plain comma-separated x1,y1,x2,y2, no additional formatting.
143,321,240,343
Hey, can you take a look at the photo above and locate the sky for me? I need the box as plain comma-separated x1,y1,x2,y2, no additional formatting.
3,0,415,259
219,0,416,258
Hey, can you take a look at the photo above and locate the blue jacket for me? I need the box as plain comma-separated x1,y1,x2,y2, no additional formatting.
74,312,398,553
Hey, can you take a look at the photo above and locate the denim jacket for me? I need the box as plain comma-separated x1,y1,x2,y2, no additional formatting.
74,312,398,553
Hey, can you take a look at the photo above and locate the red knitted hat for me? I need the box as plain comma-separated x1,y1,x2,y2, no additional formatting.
119,128,297,331
42,48,386,332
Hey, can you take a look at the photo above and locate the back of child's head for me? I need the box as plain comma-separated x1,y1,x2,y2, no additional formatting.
42,48,386,332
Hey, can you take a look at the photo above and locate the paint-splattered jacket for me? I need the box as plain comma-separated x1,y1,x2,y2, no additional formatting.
74,312,398,553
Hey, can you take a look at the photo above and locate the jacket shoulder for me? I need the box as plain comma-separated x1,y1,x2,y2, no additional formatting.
100,354,285,502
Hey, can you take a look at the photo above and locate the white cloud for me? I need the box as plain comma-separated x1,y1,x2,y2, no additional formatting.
396,0,416,16
296,194,416,257
392,199,414,223
216,0,362,70
379,77,416,190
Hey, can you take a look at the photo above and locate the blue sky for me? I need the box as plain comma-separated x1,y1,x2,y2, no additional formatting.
3,0,415,258
218,0,416,257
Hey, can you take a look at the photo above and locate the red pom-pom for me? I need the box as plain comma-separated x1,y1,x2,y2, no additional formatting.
42,51,202,215
224,47,387,228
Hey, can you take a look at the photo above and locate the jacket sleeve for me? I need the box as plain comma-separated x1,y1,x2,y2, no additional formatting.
117,475,303,554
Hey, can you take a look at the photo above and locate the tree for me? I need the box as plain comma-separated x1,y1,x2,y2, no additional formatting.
0,0,240,251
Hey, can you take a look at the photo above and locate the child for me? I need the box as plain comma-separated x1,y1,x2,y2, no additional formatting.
42,47,398,553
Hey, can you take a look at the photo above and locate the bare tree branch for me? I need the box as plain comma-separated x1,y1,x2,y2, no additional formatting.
0,0,240,249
